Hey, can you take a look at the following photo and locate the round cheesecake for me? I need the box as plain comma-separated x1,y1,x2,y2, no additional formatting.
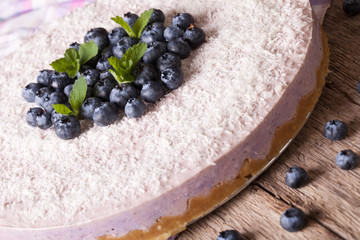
0,0,329,239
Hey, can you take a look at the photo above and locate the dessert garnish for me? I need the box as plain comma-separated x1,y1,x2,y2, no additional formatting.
111,9,154,39
50,40,98,78
53,76,87,117
22,8,205,139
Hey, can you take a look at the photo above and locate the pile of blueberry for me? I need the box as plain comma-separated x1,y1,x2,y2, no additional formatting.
22,9,205,140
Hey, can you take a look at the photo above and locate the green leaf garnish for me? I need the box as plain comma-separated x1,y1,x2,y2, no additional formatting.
53,76,87,117
111,9,153,39
111,16,135,37
79,40,98,65
53,104,73,116
132,9,154,38
108,42,147,84
50,40,98,78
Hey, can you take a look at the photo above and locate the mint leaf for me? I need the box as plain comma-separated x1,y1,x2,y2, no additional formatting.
108,42,147,85
67,59,80,78
124,42,147,70
64,48,80,63
109,68,134,84
111,16,136,38
132,9,153,38
50,48,80,78
53,104,74,116
69,76,87,117
79,40,98,65
50,58,73,73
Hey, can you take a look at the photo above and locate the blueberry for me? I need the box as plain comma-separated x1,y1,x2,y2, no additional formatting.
84,27,109,52
51,109,66,124
100,70,116,81
172,13,194,30
26,108,44,127
123,12,138,27
133,62,158,88
93,77,117,101
217,230,242,240
161,67,184,90
143,41,167,64
22,83,44,102
81,69,100,87
156,52,182,72
64,84,73,97
49,71,73,92
280,207,306,232
81,97,102,119
324,120,348,141
36,110,53,130
110,84,139,109
141,81,165,103
164,25,184,41
93,102,119,126
54,115,81,140
37,69,53,86
125,98,146,118
69,42,80,51
343,0,360,16
108,27,128,46
167,38,191,59
86,52,102,68
96,56,111,71
183,24,205,49
285,165,308,188
336,150,359,170
112,37,139,59
42,91,67,113
35,87,53,108
140,22,165,44
148,9,165,24
101,47,113,59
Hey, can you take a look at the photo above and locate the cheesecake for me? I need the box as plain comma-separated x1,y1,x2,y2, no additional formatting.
0,0,329,239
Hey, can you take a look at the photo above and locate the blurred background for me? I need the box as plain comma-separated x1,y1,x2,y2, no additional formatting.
0,0,94,60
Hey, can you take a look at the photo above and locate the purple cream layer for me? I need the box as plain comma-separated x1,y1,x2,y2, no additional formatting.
0,0,327,239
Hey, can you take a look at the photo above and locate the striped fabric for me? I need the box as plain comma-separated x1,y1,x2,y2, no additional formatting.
0,0,95,60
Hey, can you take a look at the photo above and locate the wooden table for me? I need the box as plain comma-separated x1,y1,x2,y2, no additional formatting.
178,1,360,239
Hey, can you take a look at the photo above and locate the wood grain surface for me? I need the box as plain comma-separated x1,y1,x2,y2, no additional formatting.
178,1,360,239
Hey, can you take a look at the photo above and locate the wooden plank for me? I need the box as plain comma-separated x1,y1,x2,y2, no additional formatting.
177,185,340,240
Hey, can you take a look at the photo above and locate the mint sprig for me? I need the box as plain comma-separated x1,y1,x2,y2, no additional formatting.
50,40,98,78
53,76,87,117
111,9,153,39
108,42,147,84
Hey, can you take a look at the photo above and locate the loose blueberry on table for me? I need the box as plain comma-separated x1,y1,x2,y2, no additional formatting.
285,165,308,189
280,207,306,232
336,149,359,170
217,229,243,240
323,119,348,141
22,8,205,140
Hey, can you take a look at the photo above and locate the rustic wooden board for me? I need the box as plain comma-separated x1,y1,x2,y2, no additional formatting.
178,1,360,239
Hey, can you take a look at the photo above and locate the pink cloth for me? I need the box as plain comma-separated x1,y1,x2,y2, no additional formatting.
0,0,95,60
